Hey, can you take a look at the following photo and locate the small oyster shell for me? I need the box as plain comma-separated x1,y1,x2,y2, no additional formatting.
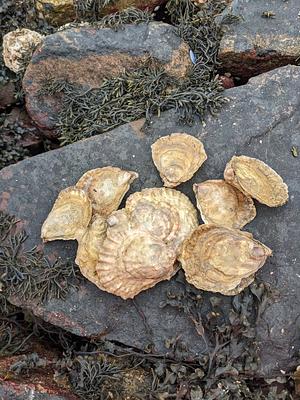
75,215,107,282
95,210,177,299
151,133,207,187
125,187,198,256
76,166,138,217
3,29,43,73
181,224,272,295
193,180,256,229
41,187,92,242
224,155,289,207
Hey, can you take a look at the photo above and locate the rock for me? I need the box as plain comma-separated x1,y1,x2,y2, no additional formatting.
219,0,300,80
36,0,164,26
76,0,164,19
3,29,43,74
0,353,77,400
23,22,191,131
1,65,300,377
36,0,75,26
0,81,15,109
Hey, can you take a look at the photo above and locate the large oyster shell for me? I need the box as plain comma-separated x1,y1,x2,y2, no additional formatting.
151,133,207,187
41,187,92,242
181,224,272,295
125,187,198,256
224,155,289,207
193,180,256,229
75,215,107,282
95,210,177,299
76,166,138,217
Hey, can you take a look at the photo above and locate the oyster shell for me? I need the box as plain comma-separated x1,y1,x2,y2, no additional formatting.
75,215,107,282
151,133,207,187
125,188,198,256
224,155,289,207
193,180,256,229
181,224,272,295
95,210,177,299
76,166,138,217
41,187,92,242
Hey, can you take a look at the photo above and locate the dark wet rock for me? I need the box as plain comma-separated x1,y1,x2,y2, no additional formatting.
219,0,300,80
0,354,77,400
23,22,191,133
1,65,300,377
36,0,164,26
0,81,16,109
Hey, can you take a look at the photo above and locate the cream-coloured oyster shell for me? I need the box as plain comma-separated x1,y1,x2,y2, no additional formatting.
3,29,43,73
76,166,138,217
193,180,256,229
95,210,177,299
125,188,198,256
75,215,107,282
224,155,289,207
151,133,207,187
41,187,92,242
181,224,272,295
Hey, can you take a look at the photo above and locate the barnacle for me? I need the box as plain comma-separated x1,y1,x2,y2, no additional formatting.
95,210,177,299
125,187,198,256
41,187,92,242
76,167,138,217
151,133,207,187
181,224,272,295
75,215,107,282
193,179,256,229
3,28,43,73
224,155,289,207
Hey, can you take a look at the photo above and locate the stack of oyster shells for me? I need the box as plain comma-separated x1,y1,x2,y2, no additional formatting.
41,133,288,299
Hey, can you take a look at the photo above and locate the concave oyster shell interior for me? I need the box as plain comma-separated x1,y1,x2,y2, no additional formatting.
224,155,289,207
95,210,177,299
41,187,92,242
151,133,207,187
76,166,138,217
125,187,198,257
75,215,107,282
181,224,272,295
193,179,256,229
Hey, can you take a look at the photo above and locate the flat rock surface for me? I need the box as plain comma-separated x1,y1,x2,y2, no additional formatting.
1,65,300,377
23,22,190,132
219,0,300,79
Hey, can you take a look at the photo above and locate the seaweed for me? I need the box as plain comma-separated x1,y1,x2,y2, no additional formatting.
68,356,122,400
0,210,82,304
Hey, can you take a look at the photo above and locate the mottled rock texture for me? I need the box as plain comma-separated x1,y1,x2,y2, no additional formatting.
23,22,191,131
219,0,300,79
36,0,164,26
1,65,299,377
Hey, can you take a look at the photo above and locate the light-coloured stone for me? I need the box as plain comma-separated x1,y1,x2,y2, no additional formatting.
3,29,43,73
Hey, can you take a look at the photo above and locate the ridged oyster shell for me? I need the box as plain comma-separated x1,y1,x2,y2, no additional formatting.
125,187,198,256
75,215,107,282
224,155,289,207
95,210,177,299
193,180,256,229
41,187,92,242
76,166,138,217
181,224,272,295
151,133,207,187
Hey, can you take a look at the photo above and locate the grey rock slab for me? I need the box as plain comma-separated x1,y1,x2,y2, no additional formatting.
1,65,300,376
219,0,300,79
